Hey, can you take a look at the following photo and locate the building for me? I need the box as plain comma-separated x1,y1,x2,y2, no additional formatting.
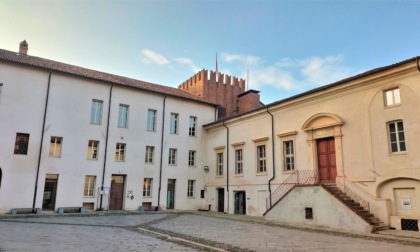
1,41,420,233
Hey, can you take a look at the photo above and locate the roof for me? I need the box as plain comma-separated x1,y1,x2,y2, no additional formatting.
0,48,216,106
205,56,420,127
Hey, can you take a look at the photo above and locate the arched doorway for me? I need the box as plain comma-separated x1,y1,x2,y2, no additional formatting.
302,113,344,183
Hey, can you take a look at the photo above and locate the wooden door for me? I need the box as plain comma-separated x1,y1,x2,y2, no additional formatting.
167,179,175,209
218,188,224,212
109,175,124,210
317,138,337,183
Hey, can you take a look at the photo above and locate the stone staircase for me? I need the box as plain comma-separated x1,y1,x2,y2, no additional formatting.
322,183,389,231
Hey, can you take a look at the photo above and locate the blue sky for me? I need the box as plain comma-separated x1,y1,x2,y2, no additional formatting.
1,0,419,104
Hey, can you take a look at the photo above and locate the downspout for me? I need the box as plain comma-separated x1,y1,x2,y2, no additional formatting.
222,121,229,213
215,106,218,121
266,107,275,207
33,71,52,209
157,95,167,210
99,84,113,210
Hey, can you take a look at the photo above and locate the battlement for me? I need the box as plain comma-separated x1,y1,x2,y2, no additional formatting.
179,69,259,118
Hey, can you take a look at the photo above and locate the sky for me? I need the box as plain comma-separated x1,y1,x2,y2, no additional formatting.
1,0,420,104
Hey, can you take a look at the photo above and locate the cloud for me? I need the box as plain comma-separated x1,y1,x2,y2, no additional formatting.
222,53,355,91
174,57,201,73
141,49,170,65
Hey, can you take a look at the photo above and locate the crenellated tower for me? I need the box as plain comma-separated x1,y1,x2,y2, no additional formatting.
179,69,261,118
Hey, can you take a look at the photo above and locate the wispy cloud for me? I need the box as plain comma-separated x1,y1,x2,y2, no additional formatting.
141,49,170,65
221,53,355,91
174,57,201,73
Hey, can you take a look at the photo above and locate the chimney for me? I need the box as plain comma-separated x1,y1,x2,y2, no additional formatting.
19,40,28,55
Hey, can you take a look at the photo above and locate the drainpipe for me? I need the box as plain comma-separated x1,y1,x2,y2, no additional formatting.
157,95,167,210
99,84,113,210
266,107,276,207
32,71,52,209
222,121,229,213
214,106,218,121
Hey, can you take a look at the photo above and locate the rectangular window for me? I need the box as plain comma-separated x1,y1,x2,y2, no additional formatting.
115,143,126,161
189,116,197,136
87,140,99,160
49,136,63,157
169,148,177,165
388,121,406,153
145,146,154,164
187,180,195,198
188,150,196,166
384,88,401,107
147,109,157,131
283,140,295,171
84,176,96,197
90,100,103,124
143,178,152,197
235,149,243,175
217,153,223,176
257,145,266,173
118,104,129,128
170,113,178,134
14,133,30,155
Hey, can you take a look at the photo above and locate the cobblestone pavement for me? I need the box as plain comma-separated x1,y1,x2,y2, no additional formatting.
1,212,420,251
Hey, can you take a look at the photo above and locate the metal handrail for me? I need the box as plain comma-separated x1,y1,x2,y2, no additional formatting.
266,170,318,210
336,180,370,212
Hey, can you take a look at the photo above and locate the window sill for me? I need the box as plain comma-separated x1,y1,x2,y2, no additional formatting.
83,196,95,198
115,160,125,162
256,172,267,176
389,152,407,156
146,130,156,133
187,197,195,199
145,162,154,165
234,174,244,177
49,156,61,158
87,159,98,161
143,196,152,198
384,104,401,109
282,170,295,174
90,123,102,125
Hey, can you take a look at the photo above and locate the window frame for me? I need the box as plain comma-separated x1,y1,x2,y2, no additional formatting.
188,150,196,167
189,116,197,137
84,175,96,197
187,180,195,198
87,140,99,160
49,136,63,158
170,113,178,134
217,152,224,177
115,143,126,161
168,148,177,165
144,146,154,164
90,99,103,125
384,87,401,107
143,178,153,197
387,120,406,154
283,140,295,172
14,133,30,155
118,104,129,128
147,109,157,132
256,145,267,174
235,149,243,175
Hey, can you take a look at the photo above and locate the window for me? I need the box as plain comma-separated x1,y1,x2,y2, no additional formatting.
257,145,266,173
189,116,197,136
14,133,30,155
305,207,313,220
217,153,223,176
170,113,178,134
90,100,103,124
388,121,406,153
143,178,152,197
147,109,157,131
169,148,177,165
118,104,129,128
84,176,96,197
145,146,154,164
49,136,63,157
235,149,243,175
283,140,295,171
87,140,99,160
200,190,205,199
115,143,126,161
188,150,196,166
384,88,401,107
187,180,195,198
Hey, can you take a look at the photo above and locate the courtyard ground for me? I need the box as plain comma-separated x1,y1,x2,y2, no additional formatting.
1,211,420,251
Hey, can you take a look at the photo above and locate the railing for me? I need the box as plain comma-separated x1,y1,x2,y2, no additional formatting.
266,170,318,211
336,180,370,212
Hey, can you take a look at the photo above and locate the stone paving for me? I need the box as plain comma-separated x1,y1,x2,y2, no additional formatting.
1,211,420,251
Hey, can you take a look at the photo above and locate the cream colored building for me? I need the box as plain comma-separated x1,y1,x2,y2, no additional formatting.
1,41,420,233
